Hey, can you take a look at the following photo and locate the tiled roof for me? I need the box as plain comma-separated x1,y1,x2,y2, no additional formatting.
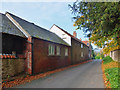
0,13,26,37
52,24,89,47
5,12,70,46
82,41,90,46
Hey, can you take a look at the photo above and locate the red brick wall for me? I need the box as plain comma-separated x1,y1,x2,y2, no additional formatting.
71,38,89,64
24,37,32,75
33,38,71,74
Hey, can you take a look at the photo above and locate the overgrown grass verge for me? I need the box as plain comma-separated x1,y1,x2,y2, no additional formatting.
104,68,120,88
103,56,113,64
102,56,120,88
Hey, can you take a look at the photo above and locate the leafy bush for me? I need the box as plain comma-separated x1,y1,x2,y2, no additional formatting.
95,56,100,59
100,54,104,59
105,68,120,88
103,56,113,64
95,52,104,59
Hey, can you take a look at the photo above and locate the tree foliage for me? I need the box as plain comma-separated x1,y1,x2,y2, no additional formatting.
69,1,120,54
95,52,104,59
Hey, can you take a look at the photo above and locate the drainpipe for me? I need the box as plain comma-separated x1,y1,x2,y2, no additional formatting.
31,37,34,75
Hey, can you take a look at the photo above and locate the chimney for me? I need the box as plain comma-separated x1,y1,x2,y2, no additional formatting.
73,31,77,37
80,38,82,41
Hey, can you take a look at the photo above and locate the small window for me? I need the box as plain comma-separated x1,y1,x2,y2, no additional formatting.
81,52,83,57
65,48,68,56
89,53,90,57
56,46,60,55
48,44,55,55
81,44,83,48
87,43,89,46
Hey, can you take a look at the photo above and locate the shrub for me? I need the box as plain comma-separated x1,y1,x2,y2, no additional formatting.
95,56,100,59
103,56,113,64
100,54,104,59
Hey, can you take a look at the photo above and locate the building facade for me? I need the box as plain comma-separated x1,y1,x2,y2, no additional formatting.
50,24,91,64
109,49,120,62
1,12,92,77
1,12,71,75
82,40,92,59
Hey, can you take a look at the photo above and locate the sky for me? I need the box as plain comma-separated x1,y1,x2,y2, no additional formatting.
0,1,100,51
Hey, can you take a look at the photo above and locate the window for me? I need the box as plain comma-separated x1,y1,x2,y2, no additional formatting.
81,44,83,48
56,46,60,55
81,52,83,57
48,44,55,55
89,52,90,57
87,43,89,46
65,48,68,56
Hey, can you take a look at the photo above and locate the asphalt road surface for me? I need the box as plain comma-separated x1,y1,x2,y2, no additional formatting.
13,59,105,88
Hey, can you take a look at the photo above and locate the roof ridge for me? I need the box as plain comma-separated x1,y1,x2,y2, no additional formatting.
6,12,55,34
4,12,70,46
6,12,35,25
52,24,89,47
53,24,72,36
1,12,26,37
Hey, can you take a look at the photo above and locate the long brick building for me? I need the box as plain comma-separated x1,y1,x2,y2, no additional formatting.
50,24,91,64
1,12,92,76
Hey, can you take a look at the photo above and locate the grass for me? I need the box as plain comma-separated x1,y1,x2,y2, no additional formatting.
103,56,113,64
102,56,120,88
104,68,120,88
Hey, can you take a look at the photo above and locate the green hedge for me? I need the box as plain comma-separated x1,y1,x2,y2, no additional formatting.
103,56,113,64
95,56,100,59
105,68,120,88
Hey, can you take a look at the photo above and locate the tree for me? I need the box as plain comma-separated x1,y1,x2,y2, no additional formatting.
95,53,100,59
69,1,120,54
95,52,104,59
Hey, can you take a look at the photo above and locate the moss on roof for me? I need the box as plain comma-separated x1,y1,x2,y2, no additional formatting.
0,13,25,37
7,12,69,46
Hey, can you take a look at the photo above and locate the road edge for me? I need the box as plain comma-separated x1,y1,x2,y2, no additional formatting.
2,60,93,88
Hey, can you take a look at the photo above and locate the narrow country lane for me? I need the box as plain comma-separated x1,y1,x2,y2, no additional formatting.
13,59,105,88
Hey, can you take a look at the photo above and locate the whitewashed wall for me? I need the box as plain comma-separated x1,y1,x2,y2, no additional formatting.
50,25,71,46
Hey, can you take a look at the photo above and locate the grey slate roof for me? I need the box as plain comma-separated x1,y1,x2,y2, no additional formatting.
0,13,25,37
6,12,69,46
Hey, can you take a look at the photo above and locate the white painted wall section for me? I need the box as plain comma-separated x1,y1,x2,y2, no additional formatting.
50,25,71,46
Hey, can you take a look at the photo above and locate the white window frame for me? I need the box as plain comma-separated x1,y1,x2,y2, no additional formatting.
81,44,83,48
89,52,90,57
65,48,68,56
81,52,83,57
48,44,55,55
56,46,60,56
